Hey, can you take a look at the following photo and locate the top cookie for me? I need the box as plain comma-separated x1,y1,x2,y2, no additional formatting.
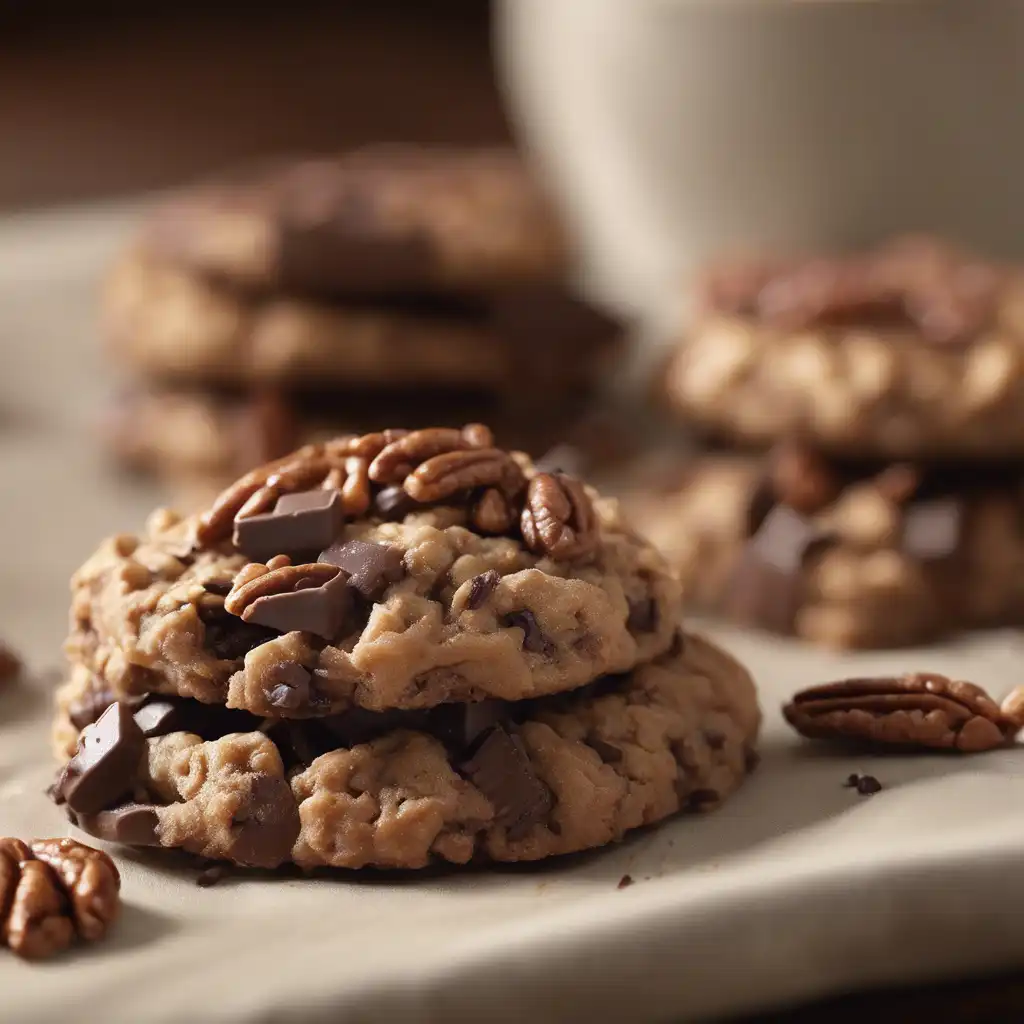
664,237,1024,457
67,425,681,715
141,147,568,297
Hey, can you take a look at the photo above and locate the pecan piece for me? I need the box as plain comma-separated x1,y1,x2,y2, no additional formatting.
404,448,525,504
783,673,1018,752
225,561,340,618
368,424,493,484
471,488,514,534
30,839,120,943
520,472,598,561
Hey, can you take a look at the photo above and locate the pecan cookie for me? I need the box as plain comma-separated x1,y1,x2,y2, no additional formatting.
626,445,1024,649
663,237,1024,457
53,632,759,869
66,426,682,714
138,147,568,297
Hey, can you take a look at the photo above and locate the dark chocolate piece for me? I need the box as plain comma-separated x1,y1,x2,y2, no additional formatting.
196,865,226,888
245,566,353,641
69,803,162,846
901,498,963,561
234,489,344,562
501,610,554,656
59,704,145,816
199,604,278,661
68,682,116,731
266,663,313,711
460,725,553,839
318,539,404,600
617,874,634,889
844,772,883,795
133,700,181,738
432,701,506,754
228,774,301,869
373,485,415,521
466,569,500,611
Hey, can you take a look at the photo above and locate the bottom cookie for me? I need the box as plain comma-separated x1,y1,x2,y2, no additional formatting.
627,449,1024,649
53,632,759,870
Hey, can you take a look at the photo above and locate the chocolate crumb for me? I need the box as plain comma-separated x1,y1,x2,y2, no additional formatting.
617,874,634,889
844,772,883,795
196,864,226,888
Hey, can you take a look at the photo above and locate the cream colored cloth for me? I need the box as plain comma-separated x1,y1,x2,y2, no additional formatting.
2,204,1024,1022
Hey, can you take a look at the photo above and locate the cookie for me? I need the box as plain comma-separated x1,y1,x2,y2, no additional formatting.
139,147,568,297
53,632,759,869
103,251,619,390
67,425,682,715
627,445,1024,649
663,237,1024,456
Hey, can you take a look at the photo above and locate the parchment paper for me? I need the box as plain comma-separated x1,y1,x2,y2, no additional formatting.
1,204,1024,1023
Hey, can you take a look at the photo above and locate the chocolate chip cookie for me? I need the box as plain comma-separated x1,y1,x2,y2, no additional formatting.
139,147,568,298
67,425,682,716
628,445,1024,649
52,631,759,869
663,237,1024,457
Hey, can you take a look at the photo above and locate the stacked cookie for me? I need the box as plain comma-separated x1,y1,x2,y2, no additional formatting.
101,147,621,500
52,424,759,870
639,236,1024,648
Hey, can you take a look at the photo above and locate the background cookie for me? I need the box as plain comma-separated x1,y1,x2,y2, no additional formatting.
663,238,1024,457
140,147,569,298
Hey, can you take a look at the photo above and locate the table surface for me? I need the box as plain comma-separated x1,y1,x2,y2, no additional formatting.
3,203,1024,1023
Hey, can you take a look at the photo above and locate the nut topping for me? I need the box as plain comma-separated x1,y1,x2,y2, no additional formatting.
404,448,525,504
368,424,493,484
784,673,1019,752
0,837,120,960
520,472,598,561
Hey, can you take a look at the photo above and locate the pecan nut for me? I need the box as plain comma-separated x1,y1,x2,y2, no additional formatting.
404,448,525,504
783,673,1017,752
470,488,514,534
225,561,338,619
520,472,598,561
368,424,493,485
0,837,120,960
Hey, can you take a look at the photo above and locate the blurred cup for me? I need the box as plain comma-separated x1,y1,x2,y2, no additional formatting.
496,0,1024,317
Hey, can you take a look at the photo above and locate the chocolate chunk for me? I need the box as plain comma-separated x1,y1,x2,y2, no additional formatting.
133,700,180,738
726,506,833,635
626,596,658,633
432,700,506,753
617,874,634,890
466,569,500,611
266,663,312,711
68,682,116,731
245,566,353,641
501,610,554,656
460,725,553,840
228,774,300,869
373,485,415,521
902,498,963,561
199,605,278,661
268,720,337,768
844,772,883,795
318,539,404,600
196,865,226,888
59,704,145,815
234,489,344,562
69,803,162,846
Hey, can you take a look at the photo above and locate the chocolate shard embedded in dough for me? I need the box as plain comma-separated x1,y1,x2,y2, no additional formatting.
245,566,353,641
372,485,415,521
234,488,344,562
460,725,553,840
68,681,117,731
466,569,500,611
318,539,405,600
69,803,162,846
432,700,507,753
228,774,300,869
501,609,554,656
265,662,313,711
901,498,963,561
132,699,181,738
59,703,146,816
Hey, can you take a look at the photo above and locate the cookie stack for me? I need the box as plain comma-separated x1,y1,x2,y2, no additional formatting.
101,147,621,501
52,424,759,870
636,236,1024,648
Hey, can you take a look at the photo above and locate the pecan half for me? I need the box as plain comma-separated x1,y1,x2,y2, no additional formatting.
225,561,338,619
404,448,525,504
783,673,1018,752
0,837,119,960
520,472,598,561
368,424,493,485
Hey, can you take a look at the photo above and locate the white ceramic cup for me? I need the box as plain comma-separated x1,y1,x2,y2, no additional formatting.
496,0,1024,317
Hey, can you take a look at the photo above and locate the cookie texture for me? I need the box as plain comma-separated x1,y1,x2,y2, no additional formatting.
58,632,759,869
664,237,1024,456
140,146,568,297
67,427,682,714
627,447,1024,649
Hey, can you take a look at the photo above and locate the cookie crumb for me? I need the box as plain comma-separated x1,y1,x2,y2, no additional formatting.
196,865,226,888
844,773,883,795
617,874,634,889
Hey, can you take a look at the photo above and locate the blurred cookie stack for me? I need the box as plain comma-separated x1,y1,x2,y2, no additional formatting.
633,236,1024,648
101,146,620,503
